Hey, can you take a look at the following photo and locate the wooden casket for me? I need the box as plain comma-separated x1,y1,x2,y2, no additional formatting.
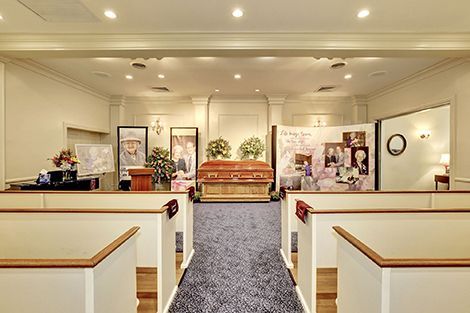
198,160,274,202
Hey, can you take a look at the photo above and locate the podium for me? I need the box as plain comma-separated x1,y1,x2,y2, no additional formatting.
128,168,154,191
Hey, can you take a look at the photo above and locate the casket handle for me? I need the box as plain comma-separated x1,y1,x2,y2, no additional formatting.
253,173,263,178
208,173,218,178
230,173,241,178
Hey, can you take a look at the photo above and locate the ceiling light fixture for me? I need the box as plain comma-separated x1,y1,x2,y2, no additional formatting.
344,74,352,80
158,74,165,79
255,89,260,92
232,8,244,18
104,10,117,19
215,89,220,92
0,15,4,21
125,75,133,80
357,9,370,18
234,74,242,80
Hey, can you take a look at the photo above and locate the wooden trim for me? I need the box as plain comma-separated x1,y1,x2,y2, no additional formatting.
0,206,169,214
310,208,470,214
0,226,140,268
334,226,470,268
137,267,157,274
286,190,470,195
0,190,189,195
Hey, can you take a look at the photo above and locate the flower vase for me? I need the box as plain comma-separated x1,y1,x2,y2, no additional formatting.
216,155,223,160
247,154,255,160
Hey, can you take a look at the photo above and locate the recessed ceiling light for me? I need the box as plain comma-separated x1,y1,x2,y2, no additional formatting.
255,89,260,92
215,89,220,92
357,9,370,18
344,74,352,80
0,15,4,21
104,10,117,19
234,74,242,80
125,75,133,80
158,74,165,79
232,8,244,18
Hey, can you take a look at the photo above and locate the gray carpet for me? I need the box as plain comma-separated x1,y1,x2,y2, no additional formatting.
169,202,303,313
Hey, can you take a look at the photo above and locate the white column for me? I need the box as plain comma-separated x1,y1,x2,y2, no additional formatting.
266,94,287,164
192,96,210,164
0,62,5,190
352,95,368,124
108,96,126,189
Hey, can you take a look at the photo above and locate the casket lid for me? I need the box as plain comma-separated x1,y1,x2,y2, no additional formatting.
199,160,273,172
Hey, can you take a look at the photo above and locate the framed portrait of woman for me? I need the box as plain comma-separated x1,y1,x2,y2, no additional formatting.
170,127,198,191
117,126,148,187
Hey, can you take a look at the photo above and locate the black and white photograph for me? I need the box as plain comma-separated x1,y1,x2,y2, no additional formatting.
351,146,369,175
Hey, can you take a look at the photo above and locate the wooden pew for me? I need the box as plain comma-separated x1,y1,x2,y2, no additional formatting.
0,226,139,313
0,204,178,313
293,201,470,313
0,190,194,269
280,190,470,268
335,225,470,313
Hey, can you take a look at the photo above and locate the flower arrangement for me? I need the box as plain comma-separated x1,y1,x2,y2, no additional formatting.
239,136,265,160
206,137,232,159
49,148,80,170
145,146,175,184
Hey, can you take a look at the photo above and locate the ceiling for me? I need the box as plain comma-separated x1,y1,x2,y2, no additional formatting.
0,0,469,33
34,57,443,97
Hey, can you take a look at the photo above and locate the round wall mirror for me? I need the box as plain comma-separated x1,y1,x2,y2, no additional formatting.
387,134,407,156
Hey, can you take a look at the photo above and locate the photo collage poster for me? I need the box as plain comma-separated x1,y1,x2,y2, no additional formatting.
170,127,198,191
275,124,375,191
117,126,148,183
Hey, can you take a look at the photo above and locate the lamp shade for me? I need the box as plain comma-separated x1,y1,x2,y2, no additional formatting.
440,153,450,166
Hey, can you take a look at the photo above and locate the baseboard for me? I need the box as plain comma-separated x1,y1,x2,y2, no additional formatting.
280,248,294,268
296,285,312,313
163,286,178,313
181,249,194,269
137,267,157,274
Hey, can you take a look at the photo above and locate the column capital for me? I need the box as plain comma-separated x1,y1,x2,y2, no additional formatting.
266,94,288,106
351,95,368,107
191,96,210,106
110,95,126,107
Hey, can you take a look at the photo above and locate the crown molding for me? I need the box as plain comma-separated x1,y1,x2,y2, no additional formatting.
5,58,110,101
123,95,191,105
286,95,353,104
2,32,470,58
367,58,468,101
209,95,268,104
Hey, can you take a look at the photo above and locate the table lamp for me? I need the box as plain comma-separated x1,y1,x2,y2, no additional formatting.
440,153,450,174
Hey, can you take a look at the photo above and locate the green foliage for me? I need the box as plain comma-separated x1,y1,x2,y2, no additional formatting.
206,137,232,159
239,136,265,160
145,146,175,184
270,191,281,201
193,191,202,203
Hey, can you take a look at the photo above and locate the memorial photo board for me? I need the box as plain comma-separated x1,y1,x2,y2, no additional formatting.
75,144,115,176
272,123,376,191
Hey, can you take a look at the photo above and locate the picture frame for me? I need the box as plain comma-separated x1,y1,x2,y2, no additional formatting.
75,144,115,176
170,127,198,191
117,126,148,183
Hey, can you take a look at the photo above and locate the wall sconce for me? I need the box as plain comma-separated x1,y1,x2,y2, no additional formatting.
313,119,327,127
150,118,164,135
440,153,450,174
419,130,431,139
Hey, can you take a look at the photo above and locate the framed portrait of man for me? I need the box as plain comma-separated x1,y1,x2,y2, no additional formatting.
117,126,148,185
170,127,198,191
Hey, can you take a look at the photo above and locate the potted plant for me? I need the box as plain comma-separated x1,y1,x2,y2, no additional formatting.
145,146,175,190
239,136,265,160
49,148,80,181
206,137,232,160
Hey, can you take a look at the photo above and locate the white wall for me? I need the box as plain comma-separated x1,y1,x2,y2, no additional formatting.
381,106,450,190
368,59,470,190
283,96,356,127
4,60,110,182
208,96,268,160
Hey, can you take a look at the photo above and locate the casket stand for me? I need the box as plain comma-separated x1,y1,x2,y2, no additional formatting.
198,160,274,202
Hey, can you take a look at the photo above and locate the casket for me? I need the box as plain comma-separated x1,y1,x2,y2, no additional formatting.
198,160,274,202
